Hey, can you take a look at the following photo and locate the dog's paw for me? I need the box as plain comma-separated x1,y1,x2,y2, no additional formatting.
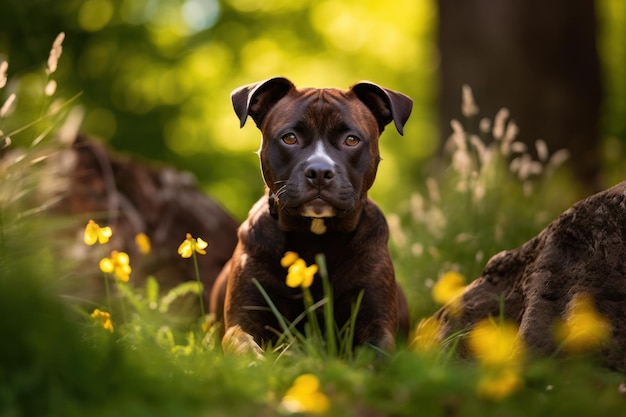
222,325,265,360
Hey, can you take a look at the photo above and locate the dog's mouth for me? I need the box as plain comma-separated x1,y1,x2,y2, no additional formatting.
299,197,336,218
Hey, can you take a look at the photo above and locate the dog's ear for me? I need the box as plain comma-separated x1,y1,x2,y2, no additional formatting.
231,77,295,128
350,82,413,135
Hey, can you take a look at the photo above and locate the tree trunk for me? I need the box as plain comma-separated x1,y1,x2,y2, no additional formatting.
437,0,602,191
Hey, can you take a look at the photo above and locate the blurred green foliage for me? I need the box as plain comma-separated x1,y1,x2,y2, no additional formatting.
597,0,626,184
0,0,439,220
2,4,626,414
1,0,624,319
1,0,625,219
1,216,625,416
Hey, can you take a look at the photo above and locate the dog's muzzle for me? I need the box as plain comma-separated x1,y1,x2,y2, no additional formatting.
300,198,336,218
299,156,338,234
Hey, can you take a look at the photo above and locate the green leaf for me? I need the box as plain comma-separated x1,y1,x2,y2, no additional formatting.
159,281,203,313
145,276,159,310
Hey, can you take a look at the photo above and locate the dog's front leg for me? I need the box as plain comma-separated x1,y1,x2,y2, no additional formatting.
221,249,290,356
221,324,264,359
354,294,399,353
335,257,400,353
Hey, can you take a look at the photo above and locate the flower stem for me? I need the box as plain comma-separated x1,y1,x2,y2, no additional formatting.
192,252,206,317
103,273,112,314
315,253,337,358
0,208,5,257
302,286,322,348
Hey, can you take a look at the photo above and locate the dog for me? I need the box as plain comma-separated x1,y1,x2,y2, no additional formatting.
210,77,412,356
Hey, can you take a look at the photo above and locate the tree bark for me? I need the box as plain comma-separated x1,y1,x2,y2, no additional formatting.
438,0,602,191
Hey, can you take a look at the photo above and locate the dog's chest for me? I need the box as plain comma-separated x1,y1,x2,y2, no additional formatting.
285,231,354,267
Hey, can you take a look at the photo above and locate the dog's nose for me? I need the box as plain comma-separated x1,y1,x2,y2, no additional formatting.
304,161,335,187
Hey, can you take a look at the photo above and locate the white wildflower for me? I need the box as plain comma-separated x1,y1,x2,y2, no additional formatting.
0,93,16,117
450,119,467,148
509,156,521,174
535,139,549,162
428,246,441,261
44,79,57,96
387,213,407,247
510,141,527,154
516,154,542,181
529,161,543,176
469,134,488,165
454,233,474,243
451,118,464,135
411,243,424,257
410,192,425,223
0,61,7,89
461,84,479,118
452,148,472,178
492,108,510,140
500,120,519,156
503,120,519,142
426,206,447,239
426,177,440,203
546,149,570,174
479,117,491,134
46,32,65,75
57,106,85,145
473,181,486,202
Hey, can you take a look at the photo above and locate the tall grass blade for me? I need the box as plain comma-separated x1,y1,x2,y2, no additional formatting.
251,278,296,344
315,253,338,357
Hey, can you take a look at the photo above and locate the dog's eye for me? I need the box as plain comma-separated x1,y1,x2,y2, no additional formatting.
281,133,298,145
344,135,360,147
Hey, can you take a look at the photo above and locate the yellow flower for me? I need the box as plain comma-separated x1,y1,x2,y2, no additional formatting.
556,293,611,353
281,251,300,268
468,318,526,401
410,316,441,352
201,315,214,333
285,258,318,289
177,233,208,258
432,271,466,305
91,308,114,332
99,250,132,282
476,368,523,401
281,374,330,414
135,232,151,254
171,331,196,356
84,220,112,245
467,318,525,368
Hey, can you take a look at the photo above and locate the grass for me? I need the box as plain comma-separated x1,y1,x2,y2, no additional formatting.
1,38,625,416
1,247,624,416
388,100,580,319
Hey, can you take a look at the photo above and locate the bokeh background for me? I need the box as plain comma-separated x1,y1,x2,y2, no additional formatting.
0,0,624,221
3,5,626,413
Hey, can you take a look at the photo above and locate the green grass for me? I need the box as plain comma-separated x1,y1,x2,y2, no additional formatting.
1,240,624,416
2,122,624,417
1,41,624,417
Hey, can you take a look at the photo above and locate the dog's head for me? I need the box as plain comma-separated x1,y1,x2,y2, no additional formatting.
232,77,412,234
